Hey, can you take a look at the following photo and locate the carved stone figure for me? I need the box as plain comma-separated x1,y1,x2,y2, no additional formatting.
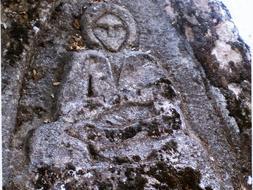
30,3,180,168
27,4,222,190
3,0,250,189
25,4,214,189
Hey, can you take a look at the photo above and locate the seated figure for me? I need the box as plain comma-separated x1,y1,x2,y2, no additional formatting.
30,2,179,171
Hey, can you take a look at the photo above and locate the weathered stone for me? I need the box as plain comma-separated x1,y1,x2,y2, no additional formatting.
2,0,251,189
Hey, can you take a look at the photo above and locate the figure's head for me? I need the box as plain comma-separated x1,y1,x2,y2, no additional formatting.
93,13,126,52
81,3,137,52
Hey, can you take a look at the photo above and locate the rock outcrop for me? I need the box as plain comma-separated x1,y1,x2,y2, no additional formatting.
2,0,251,189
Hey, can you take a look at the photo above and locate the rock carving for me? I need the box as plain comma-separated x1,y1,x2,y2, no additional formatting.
30,3,179,169
81,3,137,51
3,0,247,189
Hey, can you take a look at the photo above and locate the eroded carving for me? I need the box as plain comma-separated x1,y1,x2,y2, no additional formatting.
94,14,127,52
81,3,137,51
57,50,117,119
30,2,182,179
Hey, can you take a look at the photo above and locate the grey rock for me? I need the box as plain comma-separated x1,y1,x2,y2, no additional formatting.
2,0,251,189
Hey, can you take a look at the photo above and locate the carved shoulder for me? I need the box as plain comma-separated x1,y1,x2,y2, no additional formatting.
58,50,115,117
118,51,166,88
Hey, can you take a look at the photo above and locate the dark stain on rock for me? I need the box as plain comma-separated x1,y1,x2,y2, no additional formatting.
87,143,101,160
5,22,29,65
162,140,178,153
105,124,142,142
117,171,147,190
156,78,176,99
113,156,132,165
34,166,62,190
162,108,181,130
147,161,203,190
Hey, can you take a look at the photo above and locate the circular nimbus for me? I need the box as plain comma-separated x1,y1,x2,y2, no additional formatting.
81,3,138,52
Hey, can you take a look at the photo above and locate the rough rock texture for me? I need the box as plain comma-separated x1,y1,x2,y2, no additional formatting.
1,0,251,189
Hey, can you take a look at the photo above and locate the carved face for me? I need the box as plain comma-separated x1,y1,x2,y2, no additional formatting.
93,14,127,52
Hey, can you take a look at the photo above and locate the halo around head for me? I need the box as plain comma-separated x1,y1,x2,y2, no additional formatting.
81,3,138,51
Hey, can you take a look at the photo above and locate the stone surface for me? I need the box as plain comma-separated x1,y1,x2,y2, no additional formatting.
1,0,251,189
